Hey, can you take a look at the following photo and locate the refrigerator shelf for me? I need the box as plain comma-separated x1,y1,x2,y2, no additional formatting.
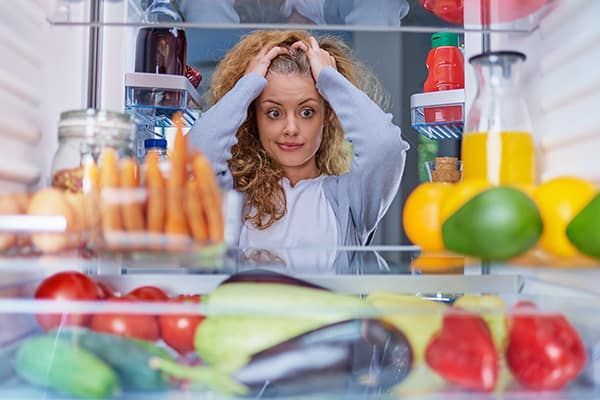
124,72,202,127
410,89,465,140
124,72,202,158
43,0,556,34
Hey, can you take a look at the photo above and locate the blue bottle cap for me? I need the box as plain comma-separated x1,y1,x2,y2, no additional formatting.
144,138,167,149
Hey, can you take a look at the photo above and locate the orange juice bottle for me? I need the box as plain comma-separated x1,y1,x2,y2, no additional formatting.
462,131,535,185
462,52,536,185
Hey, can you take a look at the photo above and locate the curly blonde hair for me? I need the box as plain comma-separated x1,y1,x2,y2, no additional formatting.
208,30,385,229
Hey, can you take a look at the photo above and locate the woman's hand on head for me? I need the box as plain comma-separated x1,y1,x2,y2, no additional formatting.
244,46,288,78
292,37,337,82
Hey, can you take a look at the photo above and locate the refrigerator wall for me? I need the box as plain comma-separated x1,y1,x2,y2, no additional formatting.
0,1,89,192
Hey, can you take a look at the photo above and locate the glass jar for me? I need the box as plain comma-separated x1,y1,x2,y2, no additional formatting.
462,51,536,186
51,109,135,192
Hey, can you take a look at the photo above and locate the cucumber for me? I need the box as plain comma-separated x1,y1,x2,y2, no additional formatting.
57,329,173,391
14,335,119,398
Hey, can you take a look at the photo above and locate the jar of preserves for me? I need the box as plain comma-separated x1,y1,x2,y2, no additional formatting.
51,109,135,192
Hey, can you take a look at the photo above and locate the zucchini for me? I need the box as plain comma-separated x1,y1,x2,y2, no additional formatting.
57,329,173,391
197,283,372,369
14,335,119,398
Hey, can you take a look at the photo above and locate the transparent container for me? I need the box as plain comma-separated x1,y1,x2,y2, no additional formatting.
51,110,135,193
0,258,599,400
462,51,536,186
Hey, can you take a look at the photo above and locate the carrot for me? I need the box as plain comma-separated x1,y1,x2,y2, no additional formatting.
170,112,187,185
120,157,145,232
145,151,166,233
82,158,101,231
184,179,209,244
191,153,224,243
165,113,189,237
100,148,123,233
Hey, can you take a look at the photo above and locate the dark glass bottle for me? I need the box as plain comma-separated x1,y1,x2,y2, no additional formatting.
135,0,187,76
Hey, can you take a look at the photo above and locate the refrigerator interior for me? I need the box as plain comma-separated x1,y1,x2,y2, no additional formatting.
0,0,599,398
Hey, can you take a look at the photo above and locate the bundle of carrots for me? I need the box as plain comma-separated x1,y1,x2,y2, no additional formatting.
85,113,223,250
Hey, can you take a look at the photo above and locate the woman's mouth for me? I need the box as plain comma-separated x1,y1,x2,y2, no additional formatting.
277,142,303,152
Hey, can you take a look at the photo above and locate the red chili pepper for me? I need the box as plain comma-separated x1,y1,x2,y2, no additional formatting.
507,302,586,390
426,311,498,391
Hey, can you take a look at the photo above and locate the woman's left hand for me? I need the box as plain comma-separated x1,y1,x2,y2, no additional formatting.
292,37,337,82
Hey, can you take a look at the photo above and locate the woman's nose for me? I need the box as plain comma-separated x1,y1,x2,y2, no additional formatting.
283,116,300,136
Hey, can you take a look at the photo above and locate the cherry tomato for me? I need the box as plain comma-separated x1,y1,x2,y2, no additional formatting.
34,271,101,331
90,297,160,341
159,295,204,355
127,286,169,301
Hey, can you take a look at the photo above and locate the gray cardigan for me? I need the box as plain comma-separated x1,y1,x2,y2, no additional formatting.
189,66,409,246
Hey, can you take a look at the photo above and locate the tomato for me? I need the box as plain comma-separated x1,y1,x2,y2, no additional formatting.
34,271,101,331
127,286,169,301
159,295,204,355
96,281,115,299
426,311,498,391
507,302,586,390
90,297,160,341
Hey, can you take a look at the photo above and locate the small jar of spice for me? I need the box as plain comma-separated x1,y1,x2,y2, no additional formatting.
51,109,135,192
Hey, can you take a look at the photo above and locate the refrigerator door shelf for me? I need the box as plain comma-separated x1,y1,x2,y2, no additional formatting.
124,72,202,159
410,89,465,140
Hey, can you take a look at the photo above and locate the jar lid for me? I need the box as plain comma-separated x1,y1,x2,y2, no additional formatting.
431,32,459,48
58,109,134,140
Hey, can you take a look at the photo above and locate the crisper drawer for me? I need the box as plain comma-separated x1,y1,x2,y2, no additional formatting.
0,270,598,399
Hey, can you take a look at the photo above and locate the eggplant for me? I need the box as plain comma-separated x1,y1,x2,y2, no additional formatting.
151,319,413,396
220,269,327,290
234,319,413,396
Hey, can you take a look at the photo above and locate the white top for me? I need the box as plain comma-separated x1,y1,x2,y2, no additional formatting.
238,176,338,270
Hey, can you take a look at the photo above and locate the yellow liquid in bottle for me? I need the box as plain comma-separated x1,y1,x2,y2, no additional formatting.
462,131,535,185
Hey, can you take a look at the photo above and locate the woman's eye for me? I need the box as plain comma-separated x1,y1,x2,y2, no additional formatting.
266,109,281,119
300,108,315,118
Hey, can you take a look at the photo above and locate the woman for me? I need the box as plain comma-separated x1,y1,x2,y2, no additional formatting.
189,30,409,251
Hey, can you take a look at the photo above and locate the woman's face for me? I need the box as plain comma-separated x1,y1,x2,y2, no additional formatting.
255,72,327,184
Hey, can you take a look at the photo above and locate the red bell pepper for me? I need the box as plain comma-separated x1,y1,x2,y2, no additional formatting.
426,310,498,391
420,0,464,25
507,301,586,390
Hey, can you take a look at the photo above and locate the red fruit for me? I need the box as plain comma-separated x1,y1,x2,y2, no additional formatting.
34,271,100,331
159,295,204,355
90,297,160,341
507,303,586,390
127,286,169,301
95,281,115,299
426,311,498,391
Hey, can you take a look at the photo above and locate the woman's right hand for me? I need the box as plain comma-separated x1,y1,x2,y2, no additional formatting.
244,46,288,77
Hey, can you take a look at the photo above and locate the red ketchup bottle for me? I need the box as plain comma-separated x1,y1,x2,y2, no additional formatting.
423,32,464,123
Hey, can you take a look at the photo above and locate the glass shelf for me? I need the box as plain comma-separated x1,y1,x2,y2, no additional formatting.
44,0,556,34
0,246,599,297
